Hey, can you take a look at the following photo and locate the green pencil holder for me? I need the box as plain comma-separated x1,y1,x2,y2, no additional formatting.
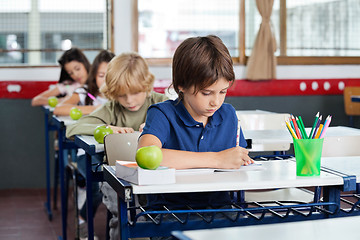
293,138,324,176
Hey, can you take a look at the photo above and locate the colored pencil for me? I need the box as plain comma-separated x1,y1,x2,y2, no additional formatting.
87,93,97,101
309,112,319,138
236,119,240,146
298,116,308,139
311,115,322,139
319,115,332,139
315,124,323,139
285,120,298,139
291,115,302,139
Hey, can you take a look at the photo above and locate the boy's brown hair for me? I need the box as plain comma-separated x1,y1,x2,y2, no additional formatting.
172,35,235,97
101,52,155,100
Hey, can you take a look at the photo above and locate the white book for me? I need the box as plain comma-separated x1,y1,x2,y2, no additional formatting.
115,161,176,185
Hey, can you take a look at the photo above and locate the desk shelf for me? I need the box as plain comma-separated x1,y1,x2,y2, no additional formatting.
129,200,339,225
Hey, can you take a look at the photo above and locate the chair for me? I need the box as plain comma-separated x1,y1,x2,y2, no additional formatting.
236,112,290,131
322,135,360,157
103,132,141,165
343,86,360,127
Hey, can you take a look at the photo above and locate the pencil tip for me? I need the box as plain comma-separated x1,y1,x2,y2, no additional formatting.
316,112,319,116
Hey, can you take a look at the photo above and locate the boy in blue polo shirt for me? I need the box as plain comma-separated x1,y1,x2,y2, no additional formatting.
139,35,253,208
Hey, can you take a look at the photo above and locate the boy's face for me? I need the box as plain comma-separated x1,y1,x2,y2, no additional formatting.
117,92,147,111
180,77,229,124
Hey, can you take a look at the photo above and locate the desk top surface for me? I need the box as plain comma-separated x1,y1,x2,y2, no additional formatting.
108,160,344,195
322,156,360,182
175,215,360,240
75,135,104,153
52,115,77,126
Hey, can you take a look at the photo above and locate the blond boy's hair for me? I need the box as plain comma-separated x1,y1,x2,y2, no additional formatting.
101,52,155,100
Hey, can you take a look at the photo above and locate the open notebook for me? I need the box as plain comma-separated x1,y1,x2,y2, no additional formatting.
176,161,263,175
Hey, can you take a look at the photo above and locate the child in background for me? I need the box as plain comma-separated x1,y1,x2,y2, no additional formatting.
66,52,168,240
53,50,115,116
138,35,253,214
31,47,90,106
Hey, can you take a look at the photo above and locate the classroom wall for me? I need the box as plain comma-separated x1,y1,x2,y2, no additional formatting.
0,0,359,189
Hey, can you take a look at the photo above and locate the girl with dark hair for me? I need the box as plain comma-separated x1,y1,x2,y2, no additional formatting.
53,50,115,116
31,47,90,106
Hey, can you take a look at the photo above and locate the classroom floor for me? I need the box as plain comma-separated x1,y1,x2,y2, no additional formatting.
0,188,107,240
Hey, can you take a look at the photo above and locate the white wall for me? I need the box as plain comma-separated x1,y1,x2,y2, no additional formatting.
1,0,359,82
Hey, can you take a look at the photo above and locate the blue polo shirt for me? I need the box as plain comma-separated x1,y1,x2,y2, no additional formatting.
141,99,247,207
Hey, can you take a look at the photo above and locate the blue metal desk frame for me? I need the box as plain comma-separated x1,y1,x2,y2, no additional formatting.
52,116,78,240
42,106,57,221
74,135,104,240
103,162,357,240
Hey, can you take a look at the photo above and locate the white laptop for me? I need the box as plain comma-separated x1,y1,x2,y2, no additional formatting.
103,131,141,166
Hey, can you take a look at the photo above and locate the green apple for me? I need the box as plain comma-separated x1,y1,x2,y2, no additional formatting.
48,96,58,108
70,107,82,120
136,146,163,170
94,125,114,144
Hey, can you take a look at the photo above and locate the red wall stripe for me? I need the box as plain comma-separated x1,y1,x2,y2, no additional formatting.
1,78,360,99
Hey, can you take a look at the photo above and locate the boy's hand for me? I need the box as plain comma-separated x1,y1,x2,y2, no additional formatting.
216,147,253,169
108,126,135,133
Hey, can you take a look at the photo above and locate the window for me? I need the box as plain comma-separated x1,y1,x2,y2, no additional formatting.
136,0,360,65
137,0,240,59
0,0,112,66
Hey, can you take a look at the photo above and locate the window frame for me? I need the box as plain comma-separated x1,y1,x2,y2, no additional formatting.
133,0,360,66
0,0,114,68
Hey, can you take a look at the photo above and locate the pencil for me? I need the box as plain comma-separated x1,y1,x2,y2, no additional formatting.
291,115,302,139
236,119,240,146
285,120,298,139
319,115,332,139
309,112,319,139
315,124,323,139
87,93,97,101
298,116,308,139
311,115,322,139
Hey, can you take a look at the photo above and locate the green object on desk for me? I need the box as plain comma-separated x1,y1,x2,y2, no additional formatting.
294,138,323,176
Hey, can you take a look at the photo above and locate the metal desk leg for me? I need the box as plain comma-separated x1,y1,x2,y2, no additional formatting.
44,110,53,221
58,128,67,240
118,194,129,240
323,186,341,213
86,153,94,240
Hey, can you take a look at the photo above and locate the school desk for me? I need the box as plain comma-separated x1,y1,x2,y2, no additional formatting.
52,115,78,240
321,156,360,214
103,159,356,240
171,215,360,240
74,135,105,240
351,95,360,102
